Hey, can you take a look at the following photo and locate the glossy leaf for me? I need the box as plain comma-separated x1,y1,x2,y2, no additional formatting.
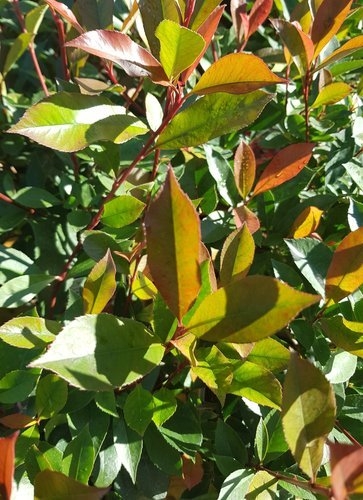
145,168,201,321
271,19,314,75
44,0,84,33
320,316,363,358
233,205,261,234
193,346,233,402
145,93,163,132
0,370,40,404
155,20,205,80
62,426,94,483
218,469,254,500
330,442,363,500
124,385,154,436
65,30,168,84
8,93,148,152
219,225,255,286
76,0,113,30
246,0,273,40
234,141,256,199
246,470,277,498
325,227,363,303
311,0,353,58
282,353,336,480
101,195,145,228
214,419,247,472
0,274,54,308
253,143,314,197
0,414,36,430
156,91,273,149
204,144,239,206
0,431,19,500
187,275,319,343
113,416,143,484
34,470,108,499
192,53,285,95
289,206,323,238
152,388,177,427
247,338,290,373
190,0,222,30
35,374,68,420
0,316,59,349
1,33,33,79
25,443,63,483
144,423,183,476
83,250,116,314
315,35,363,71
30,314,165,391
311,82,351,108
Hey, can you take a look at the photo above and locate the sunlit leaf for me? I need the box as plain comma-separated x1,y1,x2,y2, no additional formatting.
83,249,116,314
0,274,54,308
101,195,145,228
44,0,83,33
252,143,314,197
246,0,274,40
124,385,154,435
282,353,336,480
189,0,222,30
204,144,240,206
145,93,164,132
62,425,94,483
233,205,261,234
187,276,319,343
155,20,205,80
330,442,363,500
0,431,19,500
25,5,49,34
65,30,168,84
0,370,40,404
34,470,108,499
145,168,201,321
315,35,363,71
234,141,256,199
152,388,177,427
289,206,323,238
325,227,363,304
30,314,165,391
193,346,233,403
247,338,290,373
0,316,59,349
320,316,363,358
156,91,273,149
113,416,142,484
311,0,353,58
219,225,255,286
311,82,351,108
246,470,277,498
8,92,148,152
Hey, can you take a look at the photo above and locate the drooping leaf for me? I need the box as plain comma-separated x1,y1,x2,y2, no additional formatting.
155,20,205,80
101,195,145,228
83,249,116,314
329,442,363,500
0,431,19,500
252,143,314,197
282,353,336,480
315,35,363,71
113,416,143,484
0,274,54,308
44,0,84,33
8,93,148,152
192,53,285,95
311,82,351,108
35,374,68,420
311,0,353,58
156,91,273,149
234,141,256,199
219,225,255,286
144,168,201,321
271,19,314,75
1,33,33,80
325,227,363,304
62,425,94,483
30,314,165,391
65,30,168,84
0,316,59,349
289,206,323,238
34,470,108,499
187,275,319,343
320,316,363,358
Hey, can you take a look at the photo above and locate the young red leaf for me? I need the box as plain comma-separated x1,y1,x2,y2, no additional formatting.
247,0,273,40
182,453,204,490
45,0,84,33
325,227,363,304
0,414,36,429
252,143,314,197
330,443,363,500
0,431,19,500
234,141,256,199
233,205,260,234
144,168,202,321
311,0,353,58
65,30,169,85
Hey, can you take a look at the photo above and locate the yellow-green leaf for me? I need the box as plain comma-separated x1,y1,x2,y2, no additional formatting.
320,316,363,358
219,225,255,286
82,250,116,314
187,276,319,343
315,35,363,71
155,20,205,80
145,168,201,321
311,82,351,108
101,195,145,228
282,353,336,480
234,141,256,199
289,206,323,238
325,227,363,304
191,53,286,95
34,470,109,499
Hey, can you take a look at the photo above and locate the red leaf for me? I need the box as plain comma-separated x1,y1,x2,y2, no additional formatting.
330,442,363,500
234,141,256,199
65,30,169,85
0,414,36,429
0,431,19,500
233,205,260,234
44,0,84,33
247,0,273,40
182,453,204,490
252,143,314,197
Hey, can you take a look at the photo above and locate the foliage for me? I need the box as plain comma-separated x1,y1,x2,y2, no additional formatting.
1,0,363,498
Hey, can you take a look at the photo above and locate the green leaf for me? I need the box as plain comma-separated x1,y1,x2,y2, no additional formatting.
344,160,363,191
214,419,247,468
0,245,35,284
156,91,273,149
0,369,40,404
113,416,143,484
76,0,114,30
204,144,240,206
220,225,255,286
15,425,40,468
2,33,33,79
0,317,59,349
35,374,68,420
82,249,116,314
247,338,290,373
320,316,363,358
218,469,254,500
190,0,222,30
152,388,177,427
25,4,49,34
101,195,145,228
159,402,202,455
323,350,357,384
145,168,201,321
282,353,336,480
0,274,54,308
34,470,108,499
144,423,183,476
234,141,256,199
187,276,319,343
12,187,60,208
155,20,205,80
311,82,352,108
62,425,94,483
25,443,63,482
124,385,154,436
30,314,165,391
95,392,118,417
191,53,285,95
8,92,148,152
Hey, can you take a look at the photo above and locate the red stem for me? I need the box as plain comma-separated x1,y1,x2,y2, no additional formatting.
0,192,35,214
183,0,196,27
50,9,70,81
303,69,311,142
259,467,332,498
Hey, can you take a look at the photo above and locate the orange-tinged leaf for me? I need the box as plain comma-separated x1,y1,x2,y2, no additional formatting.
247,0,273,40
220,225,255,286
311,0,353,58
34,470,109,499
282,353,336,480
252,143,314,197
82,249,116,314
320,316,363,358
290,206,323,238
311,82,351,108
233,205,260,234
325,227,363,304
187,276,319,343
45,0,83,33
145,168,201,321
315,35,363,71
0,413,36,429
191,53,286,95
330,443,363,500
271,19,314,75
182,453,204,490
0,431,19,500
234,141,256,199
